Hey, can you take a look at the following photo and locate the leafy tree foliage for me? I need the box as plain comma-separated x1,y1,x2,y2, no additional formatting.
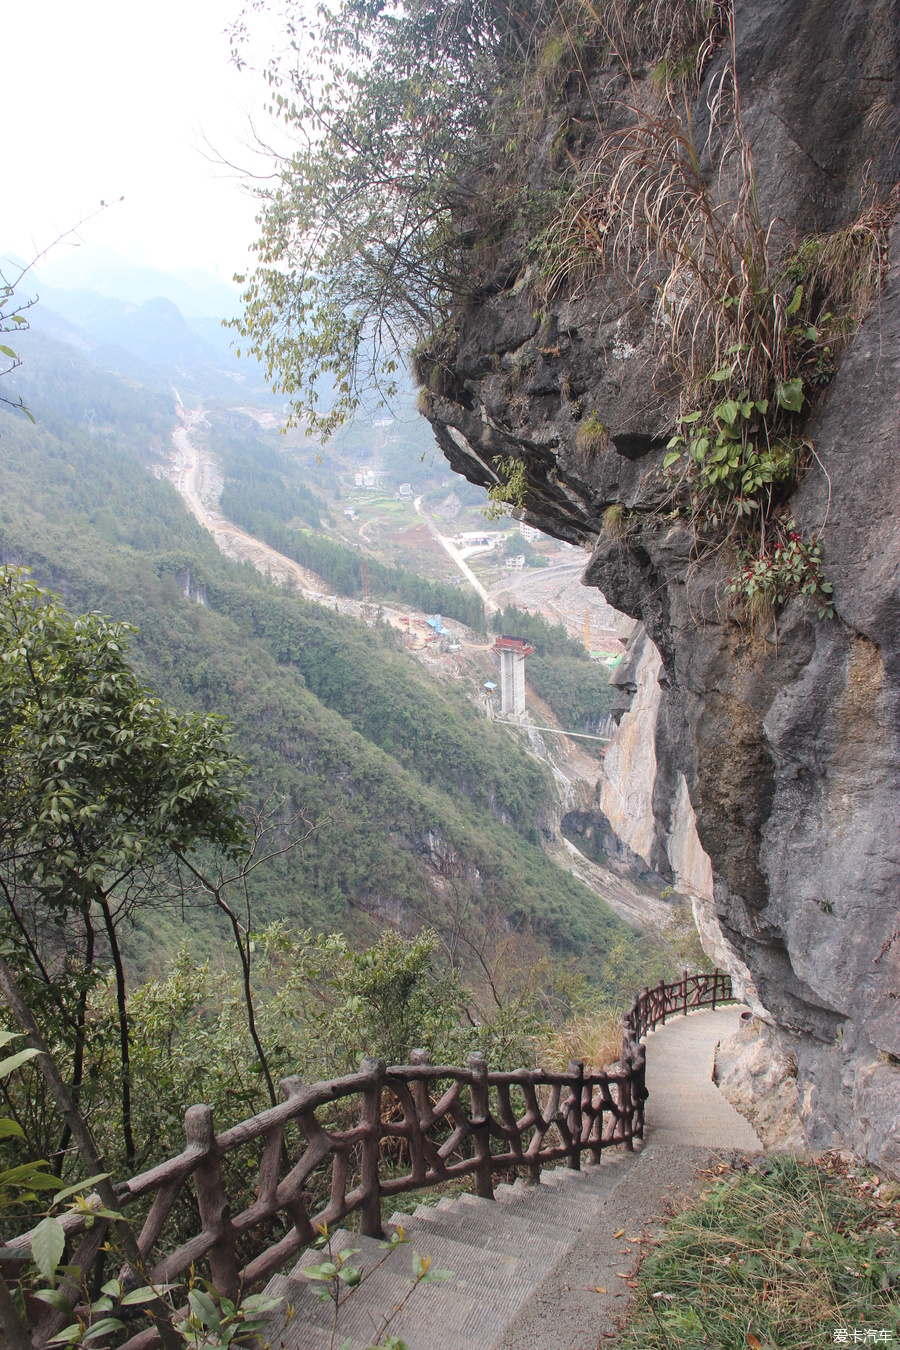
229,0,555,432
0,568,249,1164
0,924,518,1196
0,568,248,899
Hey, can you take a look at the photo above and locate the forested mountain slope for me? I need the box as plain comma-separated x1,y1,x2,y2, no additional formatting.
0,329,632,976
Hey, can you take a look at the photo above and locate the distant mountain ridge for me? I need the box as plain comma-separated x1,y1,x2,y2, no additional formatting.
1,247,272,401
29,245,243,319
27,286,273,400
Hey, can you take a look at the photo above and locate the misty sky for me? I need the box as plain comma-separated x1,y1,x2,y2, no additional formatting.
4,1,287,292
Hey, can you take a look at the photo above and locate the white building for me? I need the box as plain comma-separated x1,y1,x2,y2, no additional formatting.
519,523,541,542
504,554,526,571
399,482,412,498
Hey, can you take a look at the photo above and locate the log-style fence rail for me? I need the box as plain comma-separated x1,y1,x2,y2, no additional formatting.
5,968,732,1349
623,967,733,1054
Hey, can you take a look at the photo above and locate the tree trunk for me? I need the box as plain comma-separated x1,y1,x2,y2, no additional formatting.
0,951,181,1350
98,897,135,1167
53,910,95,1173
233,920,277,1109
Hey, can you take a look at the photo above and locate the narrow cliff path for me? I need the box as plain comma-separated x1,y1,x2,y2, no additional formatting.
497,1006,762,1350
265,1008,762,1350
642,1007,763,1151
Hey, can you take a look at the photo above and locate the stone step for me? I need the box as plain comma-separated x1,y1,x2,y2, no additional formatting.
394,1161,632,1265
392,1202,570,1269
260,1152,640,1350
269,1227,540,1350
484,1183,618,1231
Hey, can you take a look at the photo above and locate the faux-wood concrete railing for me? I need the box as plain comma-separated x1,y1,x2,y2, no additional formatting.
623,967,734,1055
6,967,731,1350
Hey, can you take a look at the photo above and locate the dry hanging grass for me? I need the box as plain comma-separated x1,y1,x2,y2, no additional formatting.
546,14,896,412
576,0,727,76
545,40,783,406
534,1007,623,1070
789,192,899,332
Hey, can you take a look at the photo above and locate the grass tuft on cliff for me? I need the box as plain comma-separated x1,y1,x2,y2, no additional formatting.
618,1155,900,1349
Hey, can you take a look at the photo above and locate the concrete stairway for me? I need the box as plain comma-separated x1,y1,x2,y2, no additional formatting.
262,1007,762,1350
264,1151,639,1350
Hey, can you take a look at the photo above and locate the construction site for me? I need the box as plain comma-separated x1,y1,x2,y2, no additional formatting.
163,402,624,766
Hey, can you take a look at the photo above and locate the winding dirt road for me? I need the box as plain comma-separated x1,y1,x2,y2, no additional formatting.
167,411,331,595
413,495,498,613
163,412,667,933
171,419,211,530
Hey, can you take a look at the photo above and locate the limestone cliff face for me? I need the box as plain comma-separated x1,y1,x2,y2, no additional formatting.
604,621,764,1017
600,626,663,872
423,0,900,1172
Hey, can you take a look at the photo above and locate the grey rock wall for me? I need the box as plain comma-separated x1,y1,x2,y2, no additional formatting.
423,0,900,1171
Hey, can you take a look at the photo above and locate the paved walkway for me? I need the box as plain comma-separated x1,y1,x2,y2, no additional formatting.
264,1007,762,1349
499,1005,763,1349
643,1005,763,1150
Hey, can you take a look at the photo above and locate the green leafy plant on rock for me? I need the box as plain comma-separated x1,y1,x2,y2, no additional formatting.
659,280,851,619
485,455,528,520
728,522,834,624
546,15,897,625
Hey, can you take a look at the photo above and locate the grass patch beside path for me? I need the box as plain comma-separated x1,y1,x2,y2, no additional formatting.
618,1155,900,1349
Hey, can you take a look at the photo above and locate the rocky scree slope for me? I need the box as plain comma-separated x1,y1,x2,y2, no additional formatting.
421,0,900,1173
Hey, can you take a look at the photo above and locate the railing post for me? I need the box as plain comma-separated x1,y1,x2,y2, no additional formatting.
711,968,719,1011
184,1104,240,1302
409,1045,432,1124
621,1069,634,1151
631,1043,647,1141
358,1056,385,1238
658,978,667,1026
566,1061,584,1170
682,968,688,1016
468,1051,494,1200
641,986,649,1038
